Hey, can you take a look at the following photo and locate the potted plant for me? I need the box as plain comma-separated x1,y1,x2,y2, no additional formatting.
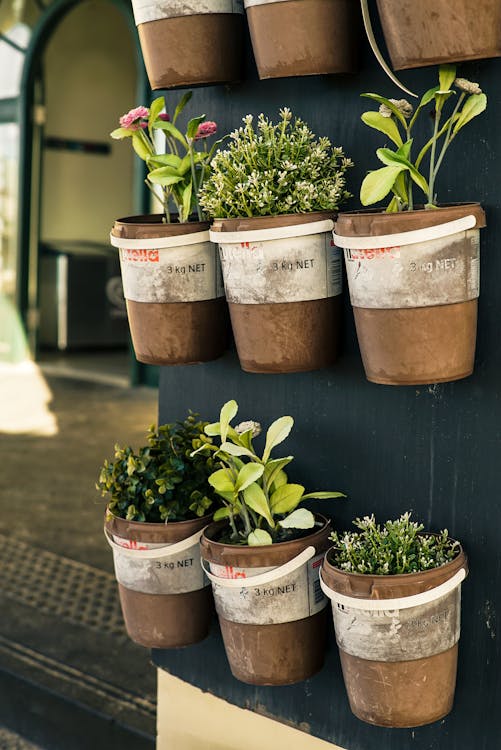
320,513,468,727
130,0,244,90
194,399,345,685
244,0,359,80
361,0,501,72
110,92,229,366
97,413,219,649
200,108,353,373
333,66,487,385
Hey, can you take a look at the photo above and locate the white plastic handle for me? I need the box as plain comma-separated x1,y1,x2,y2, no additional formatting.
333,215,477,251
319,567,466,611
110,230,210,250
210,219,334,245
104,526,206,559
201,545,316,589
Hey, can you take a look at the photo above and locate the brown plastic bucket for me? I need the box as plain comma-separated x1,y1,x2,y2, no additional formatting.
334,204,486,385
244,0,359,79
210,212,341,373
105,511,213,649
375,0,501,70
200,516,332,685
131,2,244,89
321,544,468,727
111,215,229,366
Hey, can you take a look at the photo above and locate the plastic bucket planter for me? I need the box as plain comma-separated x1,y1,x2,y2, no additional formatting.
374,0,501,70
333,204,486,385
320,545,468,727
244,0,359,79
210,212,342,373
200,516,332,685
110,215,229,366
105,511,213,649
130,0,244,90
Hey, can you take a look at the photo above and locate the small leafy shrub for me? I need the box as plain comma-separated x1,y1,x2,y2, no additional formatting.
329,513,460,575
199,108,353,218
97,414,218,523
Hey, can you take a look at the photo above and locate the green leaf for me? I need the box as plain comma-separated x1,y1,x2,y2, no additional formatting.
278,508,315,530
360,165,405,206
204,422,221,436
453,93,487,134
132,133,153,161
386,195,402,212
376,148,429,194
173,90,193,124
178,154,195,175
361,111,403,147
243,483,274,526
248,529,273,546
301,491,346,500
235,463,264,492
269,469,288,493
153,119,188,147
146,154,182,169
213,507,231,521
219,400,238,443
208,468,235,494
147,168,184,187
219,442,257,460
182,181,192,222
110,127,134,139
263,457,293,491
439,64,456,94
361,94,407,128
187,115,206,140
269,483,305,515
262,416,294,463
149,96,165,132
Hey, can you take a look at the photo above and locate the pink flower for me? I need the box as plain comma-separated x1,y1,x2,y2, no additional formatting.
158,113,171,122
195,121,217,140
119,105,149,130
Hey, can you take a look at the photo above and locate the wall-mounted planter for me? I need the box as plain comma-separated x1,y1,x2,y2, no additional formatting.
374,0,501,70
320,544,468,727
210,212,341,373
104,511,213,649
244,0,358,79
110,215,229,366
333,204,486,386
131,0,244,89
200,516,331,685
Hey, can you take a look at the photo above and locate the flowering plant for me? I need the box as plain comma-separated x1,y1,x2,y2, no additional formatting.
329,513,460,575
111,92,221,223
192,400,344,545
360,65,487,211
199,108,353,218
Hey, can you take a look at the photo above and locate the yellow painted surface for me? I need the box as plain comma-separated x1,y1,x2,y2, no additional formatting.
157,671,345,750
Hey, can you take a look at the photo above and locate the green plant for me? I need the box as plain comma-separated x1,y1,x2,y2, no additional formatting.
192,400,344,545
97,414,218,523
360,65,487,211
111,92,222,223
329,513,460,575
199,108,353,218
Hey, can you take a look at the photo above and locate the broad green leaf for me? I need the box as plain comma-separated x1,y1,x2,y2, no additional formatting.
301,491,346,500
263,457,293,491
147,168,184,187
243,483,274,526
235,463,264,492
219,400,238,443
173,90,192,123
178,153,195,175
149,96,165,131
213,507,231,521
110,127,134,139
262,416,294,463
147,153,182,169
376,148,428,194
439,64,456,94
182,182,192,221
361,93,407,128
219,442,257,460
279,508,315,530
392,171,409,204
453,93,487,134
204,422,221,436
397,139,413,160
360,165,405,206
153,119,188,147
148,163,180,177
132,133,153,160
386,195,402,212
269,483,305,515
187,115,206,140
269,469,288,493
361,111,403,147
208,468,235,494
248,529,273,546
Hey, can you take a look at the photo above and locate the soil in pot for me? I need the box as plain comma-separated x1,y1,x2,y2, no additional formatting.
200,516,332,686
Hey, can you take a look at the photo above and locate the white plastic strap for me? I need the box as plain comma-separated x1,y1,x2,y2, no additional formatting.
319,567,466,611
110,230,210,250
201,545,316,588
210,219,334,245
332,215,476,250
104,526,205,559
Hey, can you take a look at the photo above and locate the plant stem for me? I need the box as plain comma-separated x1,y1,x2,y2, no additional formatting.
427,105,442,205
431,93,465,186
188,141,202,222
239,497,252,537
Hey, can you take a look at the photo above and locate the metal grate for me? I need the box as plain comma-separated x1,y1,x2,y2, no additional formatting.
0,534,125,637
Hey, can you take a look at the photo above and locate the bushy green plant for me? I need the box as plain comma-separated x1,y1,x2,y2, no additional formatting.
360,65,487,211
329,513,460,575
199,108,353,218
97,414,218,523
192,400,345,545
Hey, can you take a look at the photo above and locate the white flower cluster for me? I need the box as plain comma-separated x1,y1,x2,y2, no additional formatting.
199,109,353,218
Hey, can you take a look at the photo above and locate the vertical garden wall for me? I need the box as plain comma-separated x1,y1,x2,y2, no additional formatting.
150,14,500,750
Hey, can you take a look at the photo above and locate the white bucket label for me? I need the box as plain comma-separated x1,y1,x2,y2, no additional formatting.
132,0,244,25
118,241,224,303
343,229,480,309
331,586,461,662
111,534,208,595
244,0,292,6
209,553,326,625
218,232,342,305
